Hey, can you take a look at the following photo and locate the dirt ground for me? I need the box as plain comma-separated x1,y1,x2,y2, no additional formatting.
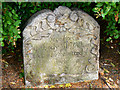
2,39,120,89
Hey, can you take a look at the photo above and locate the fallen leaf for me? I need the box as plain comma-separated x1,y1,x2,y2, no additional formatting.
50,85,55,88
104,68,110,73
10,82,16,85
84,80,92,83
2,60,8,64
99,68,104,75
65,83,72,88
59,84,64,88
100,71,104,76
110,62,115,67
44,85,49,88
38,85,44,88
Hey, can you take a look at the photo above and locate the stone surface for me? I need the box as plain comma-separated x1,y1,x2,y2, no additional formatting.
23,6,100,87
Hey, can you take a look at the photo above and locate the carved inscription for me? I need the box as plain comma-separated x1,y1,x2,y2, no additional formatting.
23,6,100,87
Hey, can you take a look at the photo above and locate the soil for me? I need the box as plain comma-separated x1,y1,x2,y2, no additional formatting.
1,38,120,89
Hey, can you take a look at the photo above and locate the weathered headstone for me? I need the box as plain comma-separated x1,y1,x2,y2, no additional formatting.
23,6,100,87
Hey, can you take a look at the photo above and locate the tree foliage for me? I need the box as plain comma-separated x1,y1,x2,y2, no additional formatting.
92,2,120,41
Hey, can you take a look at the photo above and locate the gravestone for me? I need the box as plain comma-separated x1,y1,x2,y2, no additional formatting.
23,6,100,87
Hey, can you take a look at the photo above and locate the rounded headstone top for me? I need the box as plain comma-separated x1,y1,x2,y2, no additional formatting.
23,6,100,40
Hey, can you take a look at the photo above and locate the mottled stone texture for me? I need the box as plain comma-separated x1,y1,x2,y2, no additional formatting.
23,6,100,87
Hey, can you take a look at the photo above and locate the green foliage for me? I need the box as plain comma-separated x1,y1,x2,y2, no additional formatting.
92,2,120,41
2,3,21,48
19,72,24,78
1,2,120,52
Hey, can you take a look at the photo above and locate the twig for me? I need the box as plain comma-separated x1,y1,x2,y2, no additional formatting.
100,77,112,90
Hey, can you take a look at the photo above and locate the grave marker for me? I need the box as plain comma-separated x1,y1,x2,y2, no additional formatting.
23,6,100,87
